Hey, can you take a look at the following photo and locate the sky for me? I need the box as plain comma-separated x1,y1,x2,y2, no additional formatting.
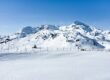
0,0,110,35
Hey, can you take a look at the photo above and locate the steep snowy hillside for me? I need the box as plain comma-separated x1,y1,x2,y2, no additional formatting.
0,21,110,52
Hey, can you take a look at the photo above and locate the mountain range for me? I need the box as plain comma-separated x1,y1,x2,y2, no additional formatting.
0,21,110,51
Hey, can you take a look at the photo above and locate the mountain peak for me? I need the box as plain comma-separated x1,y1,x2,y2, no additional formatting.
20,26,37,38
74,21,88,26
1,21,110,51
39,24,59,30
74,21,92,32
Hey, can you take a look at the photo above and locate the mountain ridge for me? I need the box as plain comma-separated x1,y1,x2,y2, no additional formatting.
0,21,110,51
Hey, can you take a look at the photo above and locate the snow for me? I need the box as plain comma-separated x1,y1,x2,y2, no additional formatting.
0,21,110,80
20,26,37,38
74,21,92,32
41,34,70,48
1,21,110,51
39,24,59,30
0,50,110,80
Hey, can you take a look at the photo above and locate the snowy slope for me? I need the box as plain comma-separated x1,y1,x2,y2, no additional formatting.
0,21,110,80
0,51,110,80
0,21,110,51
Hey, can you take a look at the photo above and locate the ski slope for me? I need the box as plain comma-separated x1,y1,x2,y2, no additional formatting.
0,50,110,80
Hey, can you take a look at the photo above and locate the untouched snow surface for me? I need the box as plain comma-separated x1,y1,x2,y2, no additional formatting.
0,50,110,80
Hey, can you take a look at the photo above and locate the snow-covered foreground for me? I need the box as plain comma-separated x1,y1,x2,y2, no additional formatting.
0,51,110,80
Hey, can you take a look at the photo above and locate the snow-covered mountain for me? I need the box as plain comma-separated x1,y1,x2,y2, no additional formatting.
1,21,110,51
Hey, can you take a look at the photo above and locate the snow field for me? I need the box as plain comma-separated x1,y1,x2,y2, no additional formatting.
0,51,110,80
